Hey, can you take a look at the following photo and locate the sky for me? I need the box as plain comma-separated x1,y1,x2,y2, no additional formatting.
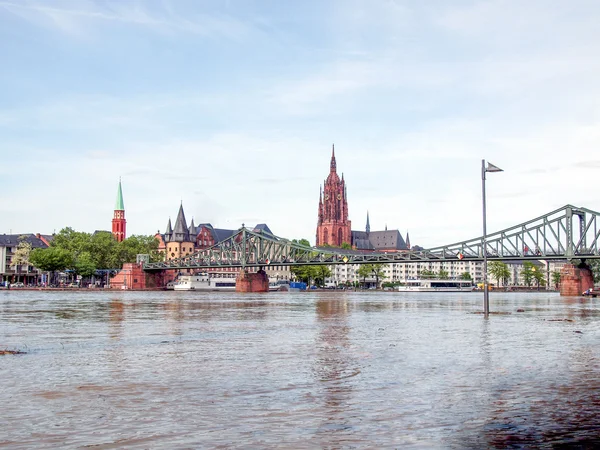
1,0,599,248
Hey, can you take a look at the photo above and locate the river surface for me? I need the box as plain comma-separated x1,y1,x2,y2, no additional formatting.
1,290,599,449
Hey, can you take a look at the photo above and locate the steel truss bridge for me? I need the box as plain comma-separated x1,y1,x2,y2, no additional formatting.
143,205,600,272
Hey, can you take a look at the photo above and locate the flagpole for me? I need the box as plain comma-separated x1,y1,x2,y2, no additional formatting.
482,159,489,316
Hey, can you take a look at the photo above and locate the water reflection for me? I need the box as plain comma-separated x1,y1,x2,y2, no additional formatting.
108,298,124,341
313,295,360,444
1,290,600,448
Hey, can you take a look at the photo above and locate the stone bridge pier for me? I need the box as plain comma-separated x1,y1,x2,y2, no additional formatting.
560,262,594,296
236,268,269,292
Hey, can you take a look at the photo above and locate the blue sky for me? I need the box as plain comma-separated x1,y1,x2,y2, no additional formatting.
1,0,599,247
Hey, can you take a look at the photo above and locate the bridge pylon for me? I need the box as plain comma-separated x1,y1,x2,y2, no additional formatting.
560,261,594,296
236,267,269,292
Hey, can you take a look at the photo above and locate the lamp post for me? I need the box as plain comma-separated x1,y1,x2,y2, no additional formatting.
482,159,503,316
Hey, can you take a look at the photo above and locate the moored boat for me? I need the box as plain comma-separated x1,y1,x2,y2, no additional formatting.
173,273,236,291
397,279,474,292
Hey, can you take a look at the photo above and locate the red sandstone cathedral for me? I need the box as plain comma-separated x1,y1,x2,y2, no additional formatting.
316,146,410,252
316,146,352,246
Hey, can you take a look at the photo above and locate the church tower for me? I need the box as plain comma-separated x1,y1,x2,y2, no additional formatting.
164,203,195,262
111,179,126,242
316,145,352,247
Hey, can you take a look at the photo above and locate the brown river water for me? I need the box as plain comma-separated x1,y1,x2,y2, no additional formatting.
1,290,599,449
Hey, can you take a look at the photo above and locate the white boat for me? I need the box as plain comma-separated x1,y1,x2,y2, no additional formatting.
397,279,474,292
270,279,291,291
173,273,237,291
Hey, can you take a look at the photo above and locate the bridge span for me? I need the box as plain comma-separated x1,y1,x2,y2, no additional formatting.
143,204,600,272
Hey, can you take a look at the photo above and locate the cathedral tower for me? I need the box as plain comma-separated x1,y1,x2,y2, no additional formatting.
316,145,352,247
111,179,126,242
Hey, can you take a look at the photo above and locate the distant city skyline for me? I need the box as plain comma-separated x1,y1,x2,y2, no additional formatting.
1,0,600,247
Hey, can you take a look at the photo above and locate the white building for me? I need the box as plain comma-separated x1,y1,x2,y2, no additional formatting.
327,258,564,289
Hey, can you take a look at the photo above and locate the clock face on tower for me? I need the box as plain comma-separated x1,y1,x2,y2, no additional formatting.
324,194,329,200
337,194,342,200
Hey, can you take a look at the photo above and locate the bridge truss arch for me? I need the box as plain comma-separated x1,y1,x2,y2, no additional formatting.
143,205,600,271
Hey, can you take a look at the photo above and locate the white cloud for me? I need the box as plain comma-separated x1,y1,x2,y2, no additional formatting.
0,0,257,39
2,0,600,249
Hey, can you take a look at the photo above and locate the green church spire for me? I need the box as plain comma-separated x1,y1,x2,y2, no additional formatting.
115,178,125,211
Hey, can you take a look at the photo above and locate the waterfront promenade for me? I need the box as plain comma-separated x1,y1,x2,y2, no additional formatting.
1,290,599,448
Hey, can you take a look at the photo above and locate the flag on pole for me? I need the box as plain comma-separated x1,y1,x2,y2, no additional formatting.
486,162,503,173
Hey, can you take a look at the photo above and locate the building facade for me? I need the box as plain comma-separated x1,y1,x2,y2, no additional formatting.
0,234,50,285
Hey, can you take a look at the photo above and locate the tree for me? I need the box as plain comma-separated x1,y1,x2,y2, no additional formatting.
293,239,311,247
438,268,449,279
52,227,92,258
314,265,332,287
532,265,546,290
371,264,388,288
89,231,119,269
10,236,32,283
113,235,162,267
341,242,352,250
420,269,436,279
489,261,511,287
74,251,96,278
290,265,318,284
460,272,472,280
356,263,388,288
551,270,561,290
356,264,372,287
522,261,536,287
29,247,73,284
290,239,323,285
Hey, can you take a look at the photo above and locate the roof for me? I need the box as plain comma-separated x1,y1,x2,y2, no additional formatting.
351,229,408,251
212,228,236,242
253,223,274,236
369,230,407,250
0,234,49,249
115,180,125,211
171,204,191,242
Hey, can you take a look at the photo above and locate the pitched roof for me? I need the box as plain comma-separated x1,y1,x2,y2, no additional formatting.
172,204,191,242
368,230,408,250
212,228,236,243
0,234,49,249
352,229,408,251
253,223,274,235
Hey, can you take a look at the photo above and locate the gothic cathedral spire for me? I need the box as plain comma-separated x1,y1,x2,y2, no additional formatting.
111,178,126,242
330,144,336,173
316,146,352,247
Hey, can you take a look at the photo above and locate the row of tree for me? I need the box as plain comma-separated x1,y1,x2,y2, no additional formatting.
289,239,391,287
488,261,553,288
26,228,162,282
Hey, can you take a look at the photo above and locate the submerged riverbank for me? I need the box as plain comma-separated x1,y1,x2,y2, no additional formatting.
1,290,599,448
